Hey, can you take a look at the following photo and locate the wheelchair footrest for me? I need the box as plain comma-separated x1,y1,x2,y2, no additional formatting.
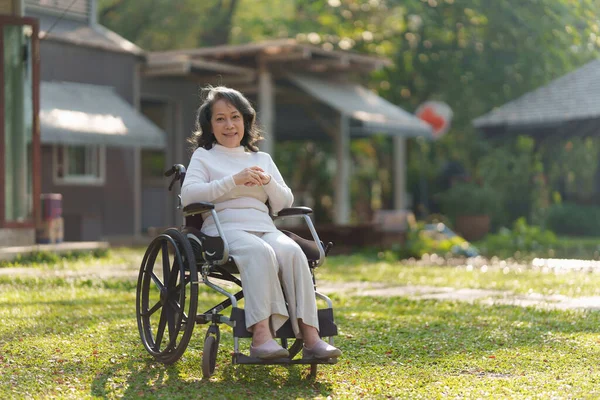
231,307,338,338
233,353,339,365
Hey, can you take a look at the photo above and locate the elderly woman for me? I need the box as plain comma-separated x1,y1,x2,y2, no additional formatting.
181,86,342,360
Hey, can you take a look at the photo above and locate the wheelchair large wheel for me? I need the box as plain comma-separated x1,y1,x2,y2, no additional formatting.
136,228,198,364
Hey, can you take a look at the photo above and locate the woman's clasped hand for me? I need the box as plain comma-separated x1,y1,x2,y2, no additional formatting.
233,166,271,187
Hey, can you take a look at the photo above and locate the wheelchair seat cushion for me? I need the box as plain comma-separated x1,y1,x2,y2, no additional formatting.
182,227,239,273
279,230,321,262
182,226,322,270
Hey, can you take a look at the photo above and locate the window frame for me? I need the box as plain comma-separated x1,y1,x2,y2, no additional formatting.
53,144,106,186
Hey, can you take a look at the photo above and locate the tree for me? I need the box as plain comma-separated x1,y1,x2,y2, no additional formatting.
98,0,600,222
98,0,241,49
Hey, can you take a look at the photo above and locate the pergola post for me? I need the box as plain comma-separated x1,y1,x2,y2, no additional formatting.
335,114,351,224
258,64,274,155
133,62,141,237
133,147,141,237
393,136,407,210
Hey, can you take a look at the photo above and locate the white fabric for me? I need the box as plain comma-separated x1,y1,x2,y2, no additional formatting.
181,144,293,235
224,229,319,335
181,144,318,335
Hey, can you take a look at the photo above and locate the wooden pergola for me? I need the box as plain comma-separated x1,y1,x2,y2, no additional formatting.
144,39,432,225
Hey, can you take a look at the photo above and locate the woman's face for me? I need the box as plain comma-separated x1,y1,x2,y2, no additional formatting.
211,99,244,148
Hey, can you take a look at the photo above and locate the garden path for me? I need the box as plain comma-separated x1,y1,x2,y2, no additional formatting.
2,257,600,311
317,281,600,311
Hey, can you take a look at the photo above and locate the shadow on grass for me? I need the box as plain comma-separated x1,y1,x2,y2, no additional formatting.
90,357,334,399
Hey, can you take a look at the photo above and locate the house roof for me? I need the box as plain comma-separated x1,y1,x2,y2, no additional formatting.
31,12,144,56
145,38,391,77
145,40,429,140
40,81,165,149
473,58,600,130
289,74,432,138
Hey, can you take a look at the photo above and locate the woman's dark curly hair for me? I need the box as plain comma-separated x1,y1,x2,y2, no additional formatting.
188,86,263,152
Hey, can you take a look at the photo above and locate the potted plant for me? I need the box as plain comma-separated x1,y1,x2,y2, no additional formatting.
437,181,500,241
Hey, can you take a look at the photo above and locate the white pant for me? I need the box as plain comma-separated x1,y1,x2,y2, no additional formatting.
223,229,319,337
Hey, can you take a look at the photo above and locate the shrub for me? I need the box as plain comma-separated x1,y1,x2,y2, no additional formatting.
477,136,543,228
398,222,476,259
476,218,557,259
545,202,600,236
437,182,500,219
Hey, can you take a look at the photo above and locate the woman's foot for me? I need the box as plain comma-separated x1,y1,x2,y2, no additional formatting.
302,339,342,359
250,339,289,359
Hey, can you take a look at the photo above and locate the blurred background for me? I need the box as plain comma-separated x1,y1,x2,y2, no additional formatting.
2,0,600,256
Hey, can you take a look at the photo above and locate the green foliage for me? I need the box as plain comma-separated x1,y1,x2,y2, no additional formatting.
477,135,547,227
98,0,241,49
349,136,395,222
275,136,395,224
387,0,599,219
381,0,600,125
475,217,558,259
437,182,500,219
97,0,600,225
545,202,600,237
541,137,600,203
274,141,335,223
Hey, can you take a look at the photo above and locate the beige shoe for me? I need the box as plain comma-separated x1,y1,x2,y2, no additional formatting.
303,340,342,359
250,339,289,359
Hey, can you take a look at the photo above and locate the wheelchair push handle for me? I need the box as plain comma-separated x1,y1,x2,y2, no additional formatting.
164,164,187,191
164,164,186,177
324,242,334,256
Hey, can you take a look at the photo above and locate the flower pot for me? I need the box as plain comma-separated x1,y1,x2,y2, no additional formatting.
454,214,490,241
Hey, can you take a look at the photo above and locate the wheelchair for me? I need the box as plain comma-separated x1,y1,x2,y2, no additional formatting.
135,164,339,378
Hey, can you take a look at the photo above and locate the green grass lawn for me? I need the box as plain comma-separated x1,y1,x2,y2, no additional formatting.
1,250,600,398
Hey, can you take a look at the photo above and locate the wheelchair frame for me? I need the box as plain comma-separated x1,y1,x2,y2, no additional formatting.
136,164,339,378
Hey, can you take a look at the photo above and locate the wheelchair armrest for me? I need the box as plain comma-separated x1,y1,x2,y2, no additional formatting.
273,207,313,218
274,206,327,268
183,202,215,216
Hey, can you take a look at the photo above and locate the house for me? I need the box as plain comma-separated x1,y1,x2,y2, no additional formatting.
473,58,600,200
3,0,431,246
474,58,600,142
23,0,166,242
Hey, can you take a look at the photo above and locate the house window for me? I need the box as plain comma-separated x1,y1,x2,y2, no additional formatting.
53,145,105,185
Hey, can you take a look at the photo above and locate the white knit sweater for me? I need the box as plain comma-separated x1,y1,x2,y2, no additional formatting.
181,144,294,235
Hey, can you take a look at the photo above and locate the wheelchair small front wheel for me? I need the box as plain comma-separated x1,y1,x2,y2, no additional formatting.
136,228,198,364
202,335,219,378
